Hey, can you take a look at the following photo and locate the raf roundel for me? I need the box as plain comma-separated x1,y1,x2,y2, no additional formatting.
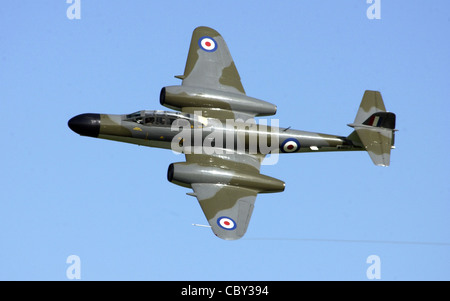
198,36,218,52
281,138,300,153
217,216,237,230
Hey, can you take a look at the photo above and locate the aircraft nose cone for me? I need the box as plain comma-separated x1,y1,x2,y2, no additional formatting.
68,113,101,137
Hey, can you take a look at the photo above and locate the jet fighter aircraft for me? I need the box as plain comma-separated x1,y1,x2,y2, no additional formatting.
68,26,396,240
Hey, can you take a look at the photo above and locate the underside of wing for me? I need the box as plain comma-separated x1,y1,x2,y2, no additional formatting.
192,183,257,240
166,150,284,240
160,27,277,120
179,26,245,94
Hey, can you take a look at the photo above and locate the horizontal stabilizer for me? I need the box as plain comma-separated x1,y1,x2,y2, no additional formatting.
353,126,393,166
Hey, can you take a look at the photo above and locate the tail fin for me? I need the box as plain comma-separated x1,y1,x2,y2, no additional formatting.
348,91,397,167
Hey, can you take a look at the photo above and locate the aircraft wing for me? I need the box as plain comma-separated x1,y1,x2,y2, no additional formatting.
162,26,277,121
175,151,284,240
192,183,257,240
178,26,246,94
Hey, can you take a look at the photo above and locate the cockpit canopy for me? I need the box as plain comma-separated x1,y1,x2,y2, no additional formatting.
124,110,203,127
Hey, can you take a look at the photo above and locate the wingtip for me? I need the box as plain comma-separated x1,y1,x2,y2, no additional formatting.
193,26,221,37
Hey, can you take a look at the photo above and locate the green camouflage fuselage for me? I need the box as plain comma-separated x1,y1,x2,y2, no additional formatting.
69,110,363,155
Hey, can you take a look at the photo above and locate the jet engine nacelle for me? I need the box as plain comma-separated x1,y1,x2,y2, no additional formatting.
167,162,285,193
160,86,277,117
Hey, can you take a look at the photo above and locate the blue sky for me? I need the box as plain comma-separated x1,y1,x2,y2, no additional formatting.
1,1,449,281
